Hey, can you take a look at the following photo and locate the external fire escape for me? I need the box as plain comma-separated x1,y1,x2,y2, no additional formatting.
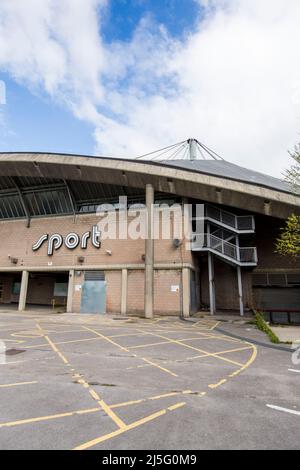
191,204,257,316
136,138,258,316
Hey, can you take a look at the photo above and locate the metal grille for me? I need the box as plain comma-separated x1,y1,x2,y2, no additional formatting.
84,271,105,281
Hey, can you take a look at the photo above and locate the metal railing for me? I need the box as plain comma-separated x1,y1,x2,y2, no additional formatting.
192,233,257,265
205,204,255,232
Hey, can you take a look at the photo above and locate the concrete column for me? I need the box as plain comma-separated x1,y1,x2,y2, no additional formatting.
144,184,154,318
195,269,201,310
208,253,216,315
121,268,128,316
237,266,244,316
18,270,29,311
67,269,75,313
182,267,190,318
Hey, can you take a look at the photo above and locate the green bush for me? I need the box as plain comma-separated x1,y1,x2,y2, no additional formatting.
254,312,280,344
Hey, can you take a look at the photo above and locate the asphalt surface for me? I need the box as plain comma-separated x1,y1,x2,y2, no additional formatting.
0,311,299,450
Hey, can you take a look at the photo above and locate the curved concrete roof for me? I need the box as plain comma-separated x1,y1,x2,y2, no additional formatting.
0,152,299,219
160,159,291,194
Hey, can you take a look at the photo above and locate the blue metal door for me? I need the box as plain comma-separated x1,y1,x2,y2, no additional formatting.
80,272,106,314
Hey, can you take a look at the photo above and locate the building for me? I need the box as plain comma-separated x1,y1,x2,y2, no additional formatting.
0,139,299,318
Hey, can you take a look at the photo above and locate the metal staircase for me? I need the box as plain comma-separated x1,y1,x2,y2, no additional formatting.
191,204,257,267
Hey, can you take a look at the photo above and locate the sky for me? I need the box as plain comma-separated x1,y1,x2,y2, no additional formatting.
0,0,300,177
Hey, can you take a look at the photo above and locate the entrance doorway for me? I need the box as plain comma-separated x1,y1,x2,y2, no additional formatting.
26,272,69,311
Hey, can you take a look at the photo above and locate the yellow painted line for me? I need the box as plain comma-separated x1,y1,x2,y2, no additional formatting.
229,343,258,378
22,336,104,349
98,399,126,429
0,407,101,428
126,364,151,370
149,391,181,401
110,399,144,409
45,335,69,365
109,332,148,339
111,391,194,410
128,337,218,349
73,401,187,451
0,381,37,389
136,329,244,368
0,339,25,344
208,379,227,389
83,326,178,378
129,340,172,349
141,357,178,377
36,323,126,430
167,402,185,411
83,326,130,352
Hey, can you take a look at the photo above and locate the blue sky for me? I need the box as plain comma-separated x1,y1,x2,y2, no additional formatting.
0,0,200,156
0,0,299,176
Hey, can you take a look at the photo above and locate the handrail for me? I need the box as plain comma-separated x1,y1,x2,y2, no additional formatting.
192,233,257,265
191,204,255,232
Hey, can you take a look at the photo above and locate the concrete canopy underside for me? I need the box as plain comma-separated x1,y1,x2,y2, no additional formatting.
0,153,299,219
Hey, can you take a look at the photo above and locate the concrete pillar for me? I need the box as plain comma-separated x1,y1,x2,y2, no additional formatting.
121,268,128,316
237,266,244,316
195,269,201,310
18,270,29,311
66,269,75,313
208,253,216,315
182,267,190,318
144,184,154,318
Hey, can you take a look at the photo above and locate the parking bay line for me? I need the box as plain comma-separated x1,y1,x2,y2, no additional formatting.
36,323,127,431
0,381,37,389
73,402,186,451
135,328,244,368
288,369,300,374
0,407,101,428
266,404,300,417
83,326,178,377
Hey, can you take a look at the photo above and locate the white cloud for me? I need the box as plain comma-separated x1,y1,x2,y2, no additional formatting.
0,0,300,177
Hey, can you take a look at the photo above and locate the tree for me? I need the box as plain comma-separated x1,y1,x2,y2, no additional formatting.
275,144,300,258
276,214,300,258
284,144,300,194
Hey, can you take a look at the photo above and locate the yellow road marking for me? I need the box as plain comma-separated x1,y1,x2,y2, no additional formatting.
209,379,227,389
36,323,126,430
140,357,178,377
0,339,25,344
0,381,37,389
229,342,258,378
0,407,100,428
83,326,130,352
83,326,178,377
126,364,151,370
167,402,185,411
73,401,186,451
136,329,244,367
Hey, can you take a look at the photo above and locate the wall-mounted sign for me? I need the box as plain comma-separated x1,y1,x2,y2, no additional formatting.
32,225,101,256
171,285,180,293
